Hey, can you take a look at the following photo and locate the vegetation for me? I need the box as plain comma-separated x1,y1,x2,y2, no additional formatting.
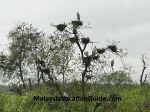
0,13,150,112
0,84,150,112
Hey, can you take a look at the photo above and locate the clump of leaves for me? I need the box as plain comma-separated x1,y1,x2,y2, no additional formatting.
56,24,67,31
107,45,117,52
0,55,7,68
97,48,106,54
71,21,83,28
69,37,78,43
81,37,90,44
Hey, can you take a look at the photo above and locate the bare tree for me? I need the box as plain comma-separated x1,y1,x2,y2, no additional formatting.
140,54,148,86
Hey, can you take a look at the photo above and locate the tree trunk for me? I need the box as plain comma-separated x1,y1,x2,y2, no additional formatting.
140,55,147,86
140,67,146,86
40,72,46,83
28,78,32,90
19,61,26,90
37,68,40,85
62,71,65,91
82,66,88,112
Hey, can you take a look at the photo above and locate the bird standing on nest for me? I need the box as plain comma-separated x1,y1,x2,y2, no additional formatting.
77,12,80,21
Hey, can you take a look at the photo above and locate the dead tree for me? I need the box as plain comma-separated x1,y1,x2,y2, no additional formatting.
140,55,147,86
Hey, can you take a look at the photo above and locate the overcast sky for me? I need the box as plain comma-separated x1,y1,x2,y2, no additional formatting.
0,0,150,82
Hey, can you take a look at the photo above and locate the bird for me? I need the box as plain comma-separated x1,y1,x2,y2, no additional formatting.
77,12,80,21
111,59,114,71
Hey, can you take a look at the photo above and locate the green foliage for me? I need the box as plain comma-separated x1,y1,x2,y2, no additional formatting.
0,84,150,112
101,71,132,85
8,23,42,60
0,53,15,77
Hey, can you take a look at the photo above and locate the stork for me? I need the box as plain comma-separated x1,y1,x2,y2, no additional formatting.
111,59,114,71
77,12,80,21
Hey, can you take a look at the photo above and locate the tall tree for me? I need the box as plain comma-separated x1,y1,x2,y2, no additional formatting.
54,13,126,112
8,22,42,89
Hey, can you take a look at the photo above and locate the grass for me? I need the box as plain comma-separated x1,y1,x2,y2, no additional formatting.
0,83,150,112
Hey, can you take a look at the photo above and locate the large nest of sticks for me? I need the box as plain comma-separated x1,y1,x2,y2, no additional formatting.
107,45,117,52
69,37,78,43
71,21,83,27
56,24,67,31
97,48,106,54
81,37,90,44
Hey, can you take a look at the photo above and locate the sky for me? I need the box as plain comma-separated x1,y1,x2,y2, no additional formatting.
0,0,150,82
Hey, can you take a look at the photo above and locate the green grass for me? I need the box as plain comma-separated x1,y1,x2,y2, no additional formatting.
0,83,150,112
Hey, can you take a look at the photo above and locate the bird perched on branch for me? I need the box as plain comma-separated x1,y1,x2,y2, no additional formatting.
111,59,114,71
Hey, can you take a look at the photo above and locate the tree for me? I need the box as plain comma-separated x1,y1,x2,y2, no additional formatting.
8,22,42,90
54,13,125,112
140,54,148,86
33,31,74,83
1,21,74,97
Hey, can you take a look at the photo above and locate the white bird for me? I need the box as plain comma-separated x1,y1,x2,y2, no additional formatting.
77,12,80,21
